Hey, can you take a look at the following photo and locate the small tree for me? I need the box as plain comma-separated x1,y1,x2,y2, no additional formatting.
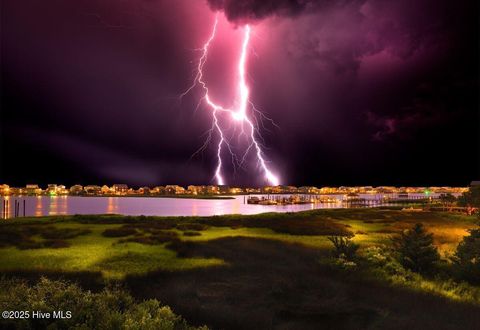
392,223,439,273
439,193,457,211
328,235,359,260
458,186,480,208
453,228,480,284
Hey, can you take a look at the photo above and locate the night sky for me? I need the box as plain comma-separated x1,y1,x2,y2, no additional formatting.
1,0,478,187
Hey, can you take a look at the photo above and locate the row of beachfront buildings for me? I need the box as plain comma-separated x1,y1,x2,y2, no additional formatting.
0,183,469,197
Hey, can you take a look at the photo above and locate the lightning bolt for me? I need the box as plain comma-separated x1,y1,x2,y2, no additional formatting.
181,14,279,186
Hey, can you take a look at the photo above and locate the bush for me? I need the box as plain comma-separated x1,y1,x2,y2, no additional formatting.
176,223,208,231
0,225,87,250
42,240,71,249
183,231,202,237
102,227,137,237
328,235,359,260
457,185,480,208
0,277,206,330
392,223,439,273
363,246,411,278
363,246,388,266
16,241,45,250
453,228,480,284
362,246,480,302
119,231,179,245
40,228,91,240
334,254,357,270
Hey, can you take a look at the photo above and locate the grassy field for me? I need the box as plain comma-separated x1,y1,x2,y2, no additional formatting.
0,208,473,278
1,208,479,329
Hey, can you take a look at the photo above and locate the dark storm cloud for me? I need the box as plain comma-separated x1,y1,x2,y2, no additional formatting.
206,0,321,22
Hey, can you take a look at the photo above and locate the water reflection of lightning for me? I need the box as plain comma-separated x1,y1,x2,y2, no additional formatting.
181,15,279,186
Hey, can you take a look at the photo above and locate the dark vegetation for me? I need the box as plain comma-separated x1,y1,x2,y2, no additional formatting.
328,236,359,260
0,225,90,250
176,223,209,231
80,212,352,237
102,227,138,237
183,231,202,237
102,222,208,246
458,185,480,207
94,213,352,248
392,223,440,273
119,231,180,245
196,214,352,236
128,237,480,330
453,227,480,284
0,277,204,330
40,228,91,240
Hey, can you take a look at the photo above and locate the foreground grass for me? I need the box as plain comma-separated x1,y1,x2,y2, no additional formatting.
1,208,479,329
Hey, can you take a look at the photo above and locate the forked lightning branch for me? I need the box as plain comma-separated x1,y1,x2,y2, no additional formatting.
181,14,279,186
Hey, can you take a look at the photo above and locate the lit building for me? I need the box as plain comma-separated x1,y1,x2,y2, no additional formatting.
298,186,320,194
319,187,335,194
228,187,244,194
70,185,84,195
138,187,151,195
376,186,396,194
165,185,186,194
46,184,58,195
57,185,68,195
112,184,128,195
282,186,299,194
151,186,166,195
101,185,111,195
84,185,102,195
0,184,10,195
206,185,220,194
187,185,206,195
261,186,276,194
9,187,22,195
25,184,42,195
218,185,230,194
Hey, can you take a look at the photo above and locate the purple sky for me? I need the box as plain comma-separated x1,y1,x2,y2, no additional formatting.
1,0,478,186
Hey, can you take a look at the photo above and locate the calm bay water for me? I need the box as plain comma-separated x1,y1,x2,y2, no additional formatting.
0,194,438,218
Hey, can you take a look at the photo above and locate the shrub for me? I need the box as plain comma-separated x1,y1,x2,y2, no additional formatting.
102,227,137,237
16,241,45,250
119,231,179,245
334,254,357,270
363,246,410,278
453,228,480,284
125,222,177,232
40,228,91,240
0,277,206,330
183,231,202,237
165,240,196,258
457,185,480,208
392,223,439,273
328,235,359,260
363,246,388,266
177,223,208,231
42,239,71,249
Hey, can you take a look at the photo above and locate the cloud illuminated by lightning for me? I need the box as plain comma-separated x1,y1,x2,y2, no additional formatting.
181,14,279,186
